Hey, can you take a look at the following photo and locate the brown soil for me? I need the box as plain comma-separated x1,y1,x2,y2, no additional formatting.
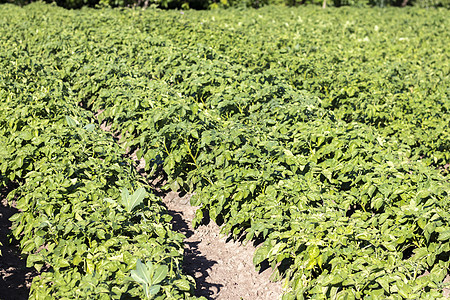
163,191,283,300
0,185,37,300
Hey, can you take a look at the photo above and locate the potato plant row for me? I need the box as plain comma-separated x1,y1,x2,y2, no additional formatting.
0,5,201,300
1,3,449,299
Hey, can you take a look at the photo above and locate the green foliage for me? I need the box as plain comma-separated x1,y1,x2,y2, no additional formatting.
0,4,199,299
2,0,447,8
0,2,449,299
0,0,284,9
131,260,169,299
413,0,450,7
121,187,147,213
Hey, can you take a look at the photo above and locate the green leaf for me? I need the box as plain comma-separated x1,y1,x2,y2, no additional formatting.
122,187,146,213
376,277,390,293
84,123,95,132
9,213,22,222
437,230,450,241
174,279,191,291
147,284,160,297
131,270,146,285
254,244,270,267
152,265,168,285
65,116,79,127
132,260,152,285
121,187,130,203
308,245,320,260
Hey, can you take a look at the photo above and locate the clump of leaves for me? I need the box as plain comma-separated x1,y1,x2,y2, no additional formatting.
131,260,168,299
121,187,147,213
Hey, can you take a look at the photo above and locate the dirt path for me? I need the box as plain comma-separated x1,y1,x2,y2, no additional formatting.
163,191,283,300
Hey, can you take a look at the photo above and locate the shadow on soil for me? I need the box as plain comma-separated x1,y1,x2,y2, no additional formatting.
166,208,223,299
0,184,37,300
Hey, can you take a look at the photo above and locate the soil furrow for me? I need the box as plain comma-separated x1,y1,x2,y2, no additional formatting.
163,191,283,300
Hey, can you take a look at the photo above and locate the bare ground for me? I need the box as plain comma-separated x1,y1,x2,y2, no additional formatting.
162,191,283,300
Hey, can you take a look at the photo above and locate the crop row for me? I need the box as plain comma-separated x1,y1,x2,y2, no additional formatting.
1,3,449,299
0,5,202,299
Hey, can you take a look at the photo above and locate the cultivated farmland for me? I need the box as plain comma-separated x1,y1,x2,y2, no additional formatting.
0,3,449,299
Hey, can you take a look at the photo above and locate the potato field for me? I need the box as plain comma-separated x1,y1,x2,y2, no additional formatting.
0,3,449,299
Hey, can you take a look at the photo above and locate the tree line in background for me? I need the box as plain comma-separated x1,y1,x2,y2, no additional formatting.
0,0,448,9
